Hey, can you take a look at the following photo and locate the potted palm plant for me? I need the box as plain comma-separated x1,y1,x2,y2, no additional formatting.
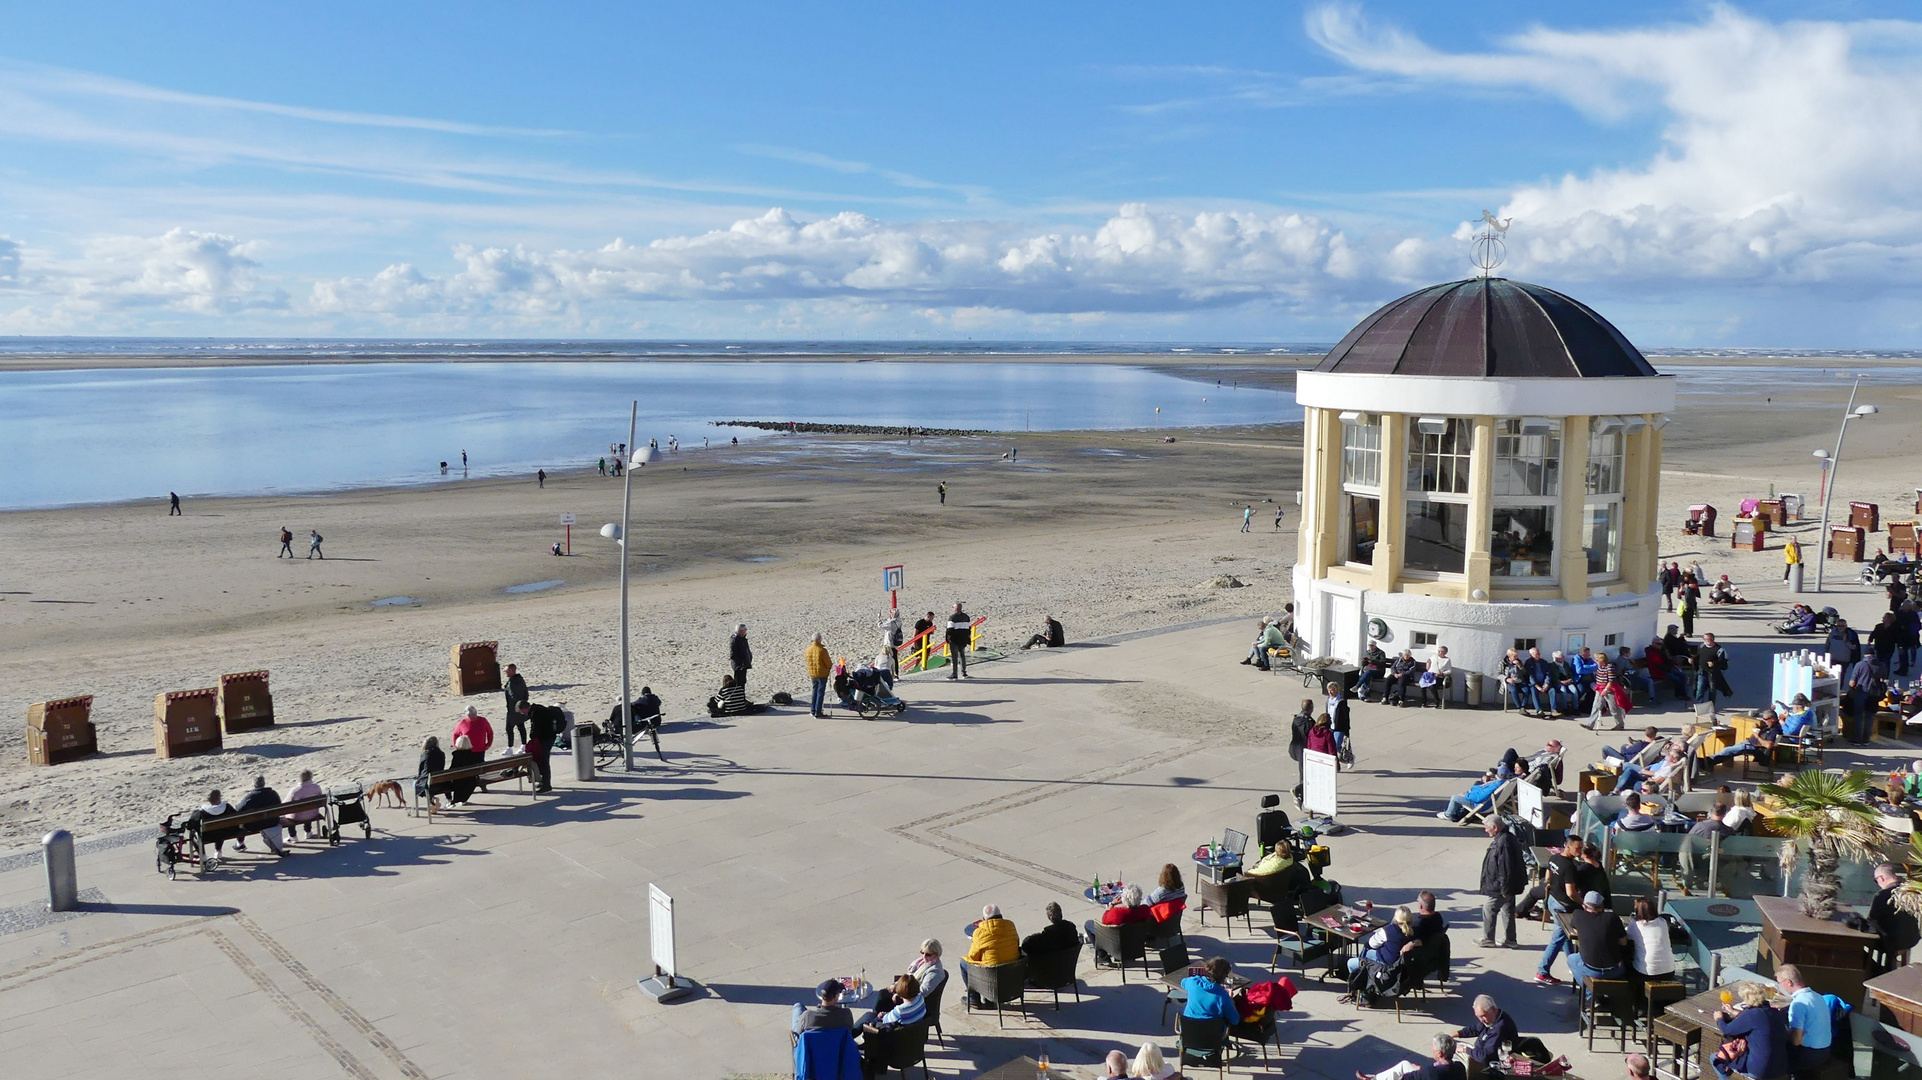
1760,769,1891,919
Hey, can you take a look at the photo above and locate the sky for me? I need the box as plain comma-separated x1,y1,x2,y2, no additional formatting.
0,1,1919,346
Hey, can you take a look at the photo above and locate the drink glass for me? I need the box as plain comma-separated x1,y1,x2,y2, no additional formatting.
1037,1051,1051,1076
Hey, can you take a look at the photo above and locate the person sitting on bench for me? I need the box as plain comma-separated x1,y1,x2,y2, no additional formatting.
1021,615,1066,651
1244,617,1289,669
190,790,236,858
416,736,446,807
283,769,324,840
234,775,290,856
446,735,483,805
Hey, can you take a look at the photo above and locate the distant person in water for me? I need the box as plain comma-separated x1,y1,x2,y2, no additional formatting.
307,529,324,560
938,482,947,505
461,450,468,469
168,491,181,515
278,527,294,558
537,469,546,488
440,461,449,473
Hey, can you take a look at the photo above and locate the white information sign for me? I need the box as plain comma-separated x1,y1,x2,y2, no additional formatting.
1518,780,1545,829
560,513,576,526
649,883,677,978
1301,749,1338,819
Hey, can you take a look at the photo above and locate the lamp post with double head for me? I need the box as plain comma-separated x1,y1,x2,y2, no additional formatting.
600,403,661,771
1813,400,1879,593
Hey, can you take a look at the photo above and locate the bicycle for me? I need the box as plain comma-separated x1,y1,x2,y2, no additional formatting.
593,714,662,767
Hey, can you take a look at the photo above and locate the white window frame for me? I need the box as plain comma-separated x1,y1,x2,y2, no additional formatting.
1339,413,1383,570
1584,419,1627,582
1402,417,1472,579
1489,417,1564,584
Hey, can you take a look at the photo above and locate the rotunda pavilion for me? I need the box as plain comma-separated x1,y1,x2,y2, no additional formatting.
1292,276,1677,688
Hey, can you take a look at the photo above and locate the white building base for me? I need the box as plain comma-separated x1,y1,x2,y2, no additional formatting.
1292,566,1662,697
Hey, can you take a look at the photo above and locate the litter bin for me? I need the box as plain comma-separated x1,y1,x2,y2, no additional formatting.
1788,562,1804,594
573,724,595,781
1463,671,1485,707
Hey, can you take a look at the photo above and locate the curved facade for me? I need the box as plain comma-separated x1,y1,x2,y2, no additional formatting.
1293,278,1676,690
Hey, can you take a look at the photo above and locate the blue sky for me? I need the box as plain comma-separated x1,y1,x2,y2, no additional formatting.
1,1,1919,345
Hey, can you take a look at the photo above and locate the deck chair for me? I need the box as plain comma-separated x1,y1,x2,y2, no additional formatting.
1461,779,1518,826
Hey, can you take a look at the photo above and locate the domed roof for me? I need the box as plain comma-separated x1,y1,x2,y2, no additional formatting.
1315,277,1657,379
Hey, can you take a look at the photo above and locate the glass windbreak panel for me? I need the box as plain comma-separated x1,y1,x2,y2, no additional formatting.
1585,502,1621,576
1341,416,1381,488
1494,419,1561,497
1404,499,1467,574
1405,418,1470,494
1587,424,1625,495
1347,494,1378,565
1491,506,1556,579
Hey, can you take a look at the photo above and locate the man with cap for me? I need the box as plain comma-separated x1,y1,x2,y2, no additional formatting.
1567,890,1631,984
791,979,853,1033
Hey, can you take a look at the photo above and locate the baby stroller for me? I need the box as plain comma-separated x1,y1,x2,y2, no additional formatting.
1862,554,1918,586
1775,604,1835,634
838,663,908,721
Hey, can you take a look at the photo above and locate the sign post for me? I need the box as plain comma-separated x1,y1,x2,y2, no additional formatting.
560,513,575,555
638,883,696,1002
1300,749,1338,824
882,564,904,611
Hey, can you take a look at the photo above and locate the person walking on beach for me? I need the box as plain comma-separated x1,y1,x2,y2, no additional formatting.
598,457,607,476
730,624,754,694
277,527,293,558
503,663,530,746
537,469,546,488
938,482,947,505
805,633,832,718
168,492,181,515
1241,505,1253,532
306,529,324,560
1274,506,1284,531
945,602,973,680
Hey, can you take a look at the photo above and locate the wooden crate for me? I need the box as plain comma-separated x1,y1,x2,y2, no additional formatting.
25,694,96,766
450,641,502,695
217,670,275,733
154,687,223,758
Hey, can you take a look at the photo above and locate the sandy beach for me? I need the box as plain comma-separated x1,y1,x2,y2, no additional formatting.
4,358,1921,848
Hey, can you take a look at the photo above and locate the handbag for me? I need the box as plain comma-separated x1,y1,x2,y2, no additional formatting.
1506,1054,1571,1077
1419,672,1438,688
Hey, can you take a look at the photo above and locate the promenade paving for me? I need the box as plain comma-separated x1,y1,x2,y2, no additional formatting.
0,573,1913,1079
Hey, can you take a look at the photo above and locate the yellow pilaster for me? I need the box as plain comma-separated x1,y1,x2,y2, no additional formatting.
1559,416,1592,603
1464,416,1495,601
1620,421,1653,589
1373,414,1406,592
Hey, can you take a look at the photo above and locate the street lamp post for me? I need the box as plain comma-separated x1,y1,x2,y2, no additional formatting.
1813,395,1879,593
598,404,661,771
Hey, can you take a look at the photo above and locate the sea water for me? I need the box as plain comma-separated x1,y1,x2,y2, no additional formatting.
0,360,1297,509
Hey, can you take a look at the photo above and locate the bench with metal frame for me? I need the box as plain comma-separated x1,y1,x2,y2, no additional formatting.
414,752,538,820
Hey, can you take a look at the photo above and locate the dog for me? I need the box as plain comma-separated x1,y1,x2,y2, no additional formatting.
367,779,407,808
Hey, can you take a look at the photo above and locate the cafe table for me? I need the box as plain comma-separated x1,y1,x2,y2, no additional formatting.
1650,982,1789,1080
975,1056,1090,1079
1305,904,1387,981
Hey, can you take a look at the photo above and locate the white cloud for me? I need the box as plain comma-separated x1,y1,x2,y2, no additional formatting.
1310,3,1922,289
0,228,283,327
308,204,1379,320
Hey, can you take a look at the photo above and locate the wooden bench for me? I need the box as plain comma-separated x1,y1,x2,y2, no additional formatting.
414,752,537,820
191,794,332,855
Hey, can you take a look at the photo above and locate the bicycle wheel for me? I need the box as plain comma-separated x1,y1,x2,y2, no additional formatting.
594,739,622,768
647,722,663,761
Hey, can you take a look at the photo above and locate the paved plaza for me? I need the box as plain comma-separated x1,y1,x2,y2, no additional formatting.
1,572,1913,1079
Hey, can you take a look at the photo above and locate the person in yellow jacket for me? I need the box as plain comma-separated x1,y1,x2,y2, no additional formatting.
960,904,1020,1004
804,633,833,718
1784,536,1802,582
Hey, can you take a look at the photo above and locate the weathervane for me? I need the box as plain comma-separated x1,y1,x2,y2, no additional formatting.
1471,209,1511,276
